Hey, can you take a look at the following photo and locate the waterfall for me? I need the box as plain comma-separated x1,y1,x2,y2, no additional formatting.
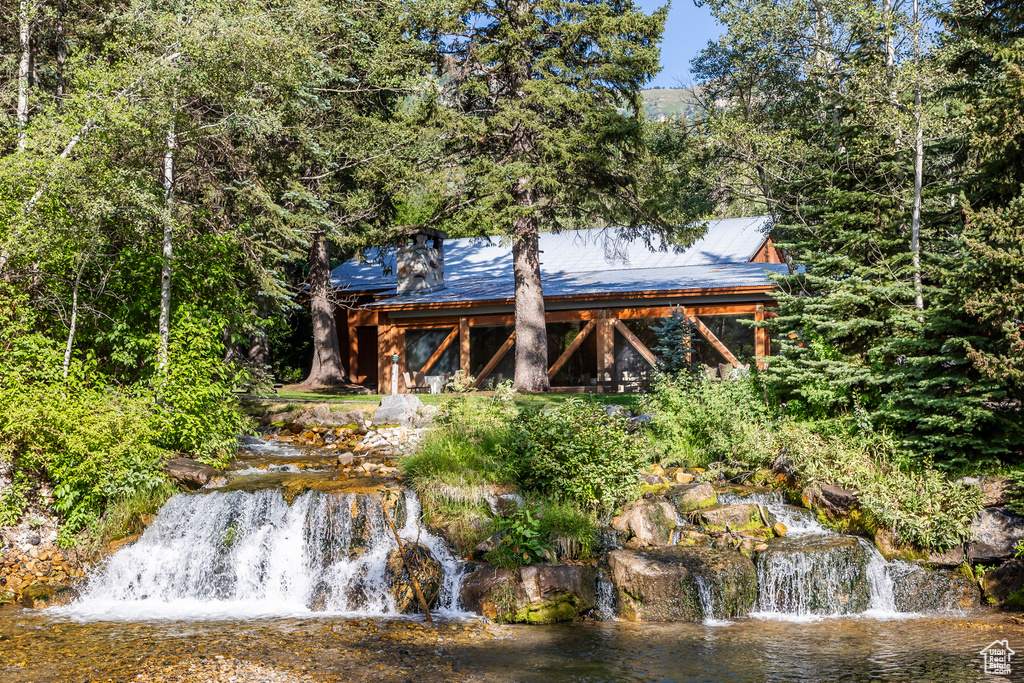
63,488,469,621
596,570,616,621
695,574,732,626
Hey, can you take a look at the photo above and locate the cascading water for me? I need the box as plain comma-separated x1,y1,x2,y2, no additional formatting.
595,570,616,621
718,489,903,620
695,574,732,626
64,488,469,621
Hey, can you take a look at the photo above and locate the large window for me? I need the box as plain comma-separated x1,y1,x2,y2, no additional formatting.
405,328,459,376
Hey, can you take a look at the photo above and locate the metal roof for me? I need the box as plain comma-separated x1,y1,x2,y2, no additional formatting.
365,262,788,309
330,216,779,305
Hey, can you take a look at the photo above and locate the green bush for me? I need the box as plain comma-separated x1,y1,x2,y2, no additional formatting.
642,374,773,468
503,398,647,515
536,500,598,561
0,296,249,544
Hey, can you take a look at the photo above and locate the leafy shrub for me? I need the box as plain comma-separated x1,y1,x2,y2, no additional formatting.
484,505,550,568
152,308,251,467
503,398,647,514
536,500,598,561
642,374,773,468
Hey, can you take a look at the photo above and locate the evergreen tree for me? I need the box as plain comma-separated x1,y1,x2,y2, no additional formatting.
652,306,698,375
413,0,708,392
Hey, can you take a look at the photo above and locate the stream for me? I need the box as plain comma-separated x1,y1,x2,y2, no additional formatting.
1,436,1019,681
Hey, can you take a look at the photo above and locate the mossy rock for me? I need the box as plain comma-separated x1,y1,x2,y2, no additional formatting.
512,591,586,624
20,582,79,609
668,482,717,513
608,546,758,622
694,504,776,533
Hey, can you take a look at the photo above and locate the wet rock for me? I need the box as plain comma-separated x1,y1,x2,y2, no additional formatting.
773,522,788,537
967,508,1024,561
19,582,79,609
385,543,442,613
757,535,872,615
611,498,677,546
694,504,776,534
460,564,518,619
608,546,757,622
237,434,265,446
459,563,597,623
873,528,966,566
372,395,437,428
668,482,717,513
514,564,598,624
804,483,859,520
164,458,219,489
980,559,1024,607
889,562,980,611
337,452,354,466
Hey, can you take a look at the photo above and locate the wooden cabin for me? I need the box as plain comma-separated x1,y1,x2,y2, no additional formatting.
330,217,785,393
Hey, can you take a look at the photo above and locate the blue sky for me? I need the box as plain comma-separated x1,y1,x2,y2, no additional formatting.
638,0,722,88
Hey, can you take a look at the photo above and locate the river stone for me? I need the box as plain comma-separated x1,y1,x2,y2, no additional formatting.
668,482,717,513
372,395,436,428
694,504,776,533
459,563,597,623
385,543,442,613
611,498,677,546
889,562,980,611
608,546,757,622
164,458,219,489
980,559,1024,607
966,508,1024,561
19,582,79,609
757,535,872,615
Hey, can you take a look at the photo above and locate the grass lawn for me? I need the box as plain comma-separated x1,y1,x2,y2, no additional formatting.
239,388,643,414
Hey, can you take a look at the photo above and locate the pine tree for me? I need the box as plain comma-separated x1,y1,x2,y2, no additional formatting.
652,306,698,375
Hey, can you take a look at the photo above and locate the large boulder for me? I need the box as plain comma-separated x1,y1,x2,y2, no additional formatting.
694,504,776,534
372,395,437,428
608,547,757,622
611,498,677,547
958,476,1011,507
966,508,1024,561
385,543,443,613
668,482,717,513
297,404,367,428
459,563,597,623
889,562,980,612
164,458,219,489
980,559,1024,607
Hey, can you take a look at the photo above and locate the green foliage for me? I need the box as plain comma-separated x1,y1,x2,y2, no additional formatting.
152,308,250,466
536,501,598,562
652,306,699,375
0,296,248,545
642,374,772,469
85,481,179,550
503,398,647,515
645,376,983,551
485,506,550,569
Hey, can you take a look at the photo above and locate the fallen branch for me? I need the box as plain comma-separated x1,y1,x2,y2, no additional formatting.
380,489,433,623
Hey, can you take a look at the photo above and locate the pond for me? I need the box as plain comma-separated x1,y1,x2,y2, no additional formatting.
0,609,1020,682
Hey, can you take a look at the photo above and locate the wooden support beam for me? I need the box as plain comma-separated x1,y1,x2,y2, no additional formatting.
347,311,360,382
596,316,613,384
754,306,770,370
420,326,459,374
471,330,515,389
377,319,395,392
459,317,470,375
612,319,658,369
690,316,742,369
467,314,515,327
547,319,596,380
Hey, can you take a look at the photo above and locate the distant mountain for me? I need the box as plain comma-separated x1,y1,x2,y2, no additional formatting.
640,87,702,122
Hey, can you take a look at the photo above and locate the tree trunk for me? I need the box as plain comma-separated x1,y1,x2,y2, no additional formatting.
17,0,31,150
158,124,175,373
511,182,550,392
55,3,66,103
302,230,347,387
62,262,83,379
911,0,924,313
